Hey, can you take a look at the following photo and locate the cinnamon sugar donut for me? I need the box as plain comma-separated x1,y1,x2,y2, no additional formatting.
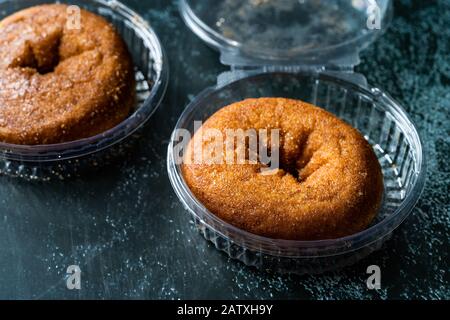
182,98,384,241
0,4,135,145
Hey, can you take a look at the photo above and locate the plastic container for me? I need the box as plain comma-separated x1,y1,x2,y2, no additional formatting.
0,0,168,181
167,0,426,274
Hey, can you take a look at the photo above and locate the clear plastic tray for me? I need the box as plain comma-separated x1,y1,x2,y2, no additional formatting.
167,71,426,274
0,0,168,181
169,0,426,273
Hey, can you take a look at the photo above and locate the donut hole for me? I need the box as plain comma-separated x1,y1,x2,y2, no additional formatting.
278,152,316,182
277,132,315,182
15,32,62,75
251,132,312,181
257,144,307,181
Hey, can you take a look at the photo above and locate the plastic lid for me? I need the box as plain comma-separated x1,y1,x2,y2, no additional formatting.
180,0,392,68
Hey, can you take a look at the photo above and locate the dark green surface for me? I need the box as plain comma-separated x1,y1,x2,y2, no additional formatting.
0,0,448,299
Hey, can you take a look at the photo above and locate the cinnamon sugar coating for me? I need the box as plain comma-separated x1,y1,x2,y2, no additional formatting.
182,98,384,241
0,4,135,145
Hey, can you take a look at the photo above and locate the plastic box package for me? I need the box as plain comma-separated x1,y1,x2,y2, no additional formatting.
168,0,426,274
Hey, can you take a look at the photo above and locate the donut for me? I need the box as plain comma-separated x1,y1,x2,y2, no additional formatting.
182,98,384,241
0,4,135,145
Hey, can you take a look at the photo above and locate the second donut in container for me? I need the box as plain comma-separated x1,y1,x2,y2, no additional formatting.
181,97,384,241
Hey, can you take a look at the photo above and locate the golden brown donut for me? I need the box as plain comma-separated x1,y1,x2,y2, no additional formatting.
0,4,135,145
182,98,384,241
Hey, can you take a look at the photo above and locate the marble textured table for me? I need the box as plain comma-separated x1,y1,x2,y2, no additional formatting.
0,0,448,299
